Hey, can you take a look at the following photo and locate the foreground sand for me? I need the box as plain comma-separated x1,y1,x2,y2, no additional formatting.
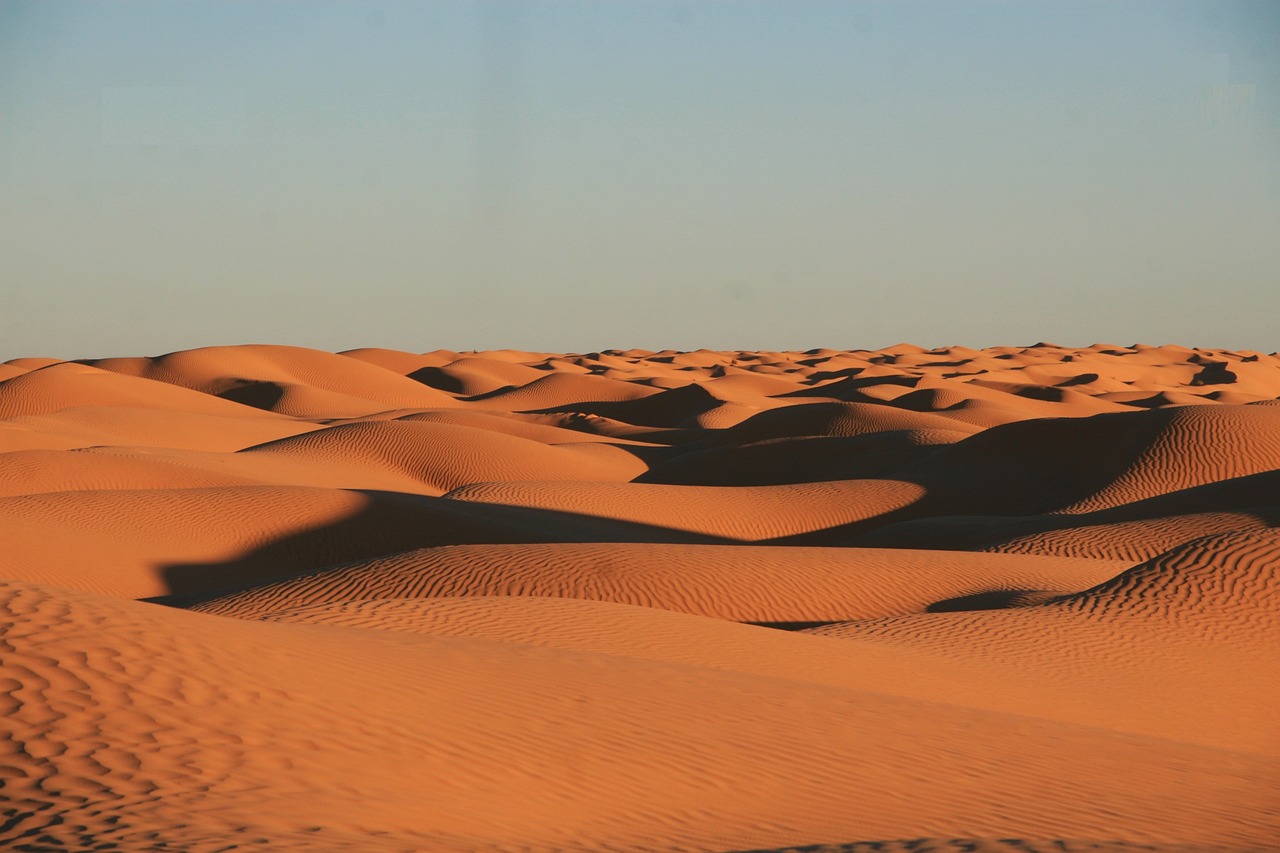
1,342,1277,851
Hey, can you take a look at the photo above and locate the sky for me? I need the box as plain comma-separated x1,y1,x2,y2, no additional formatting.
2,0,1278,358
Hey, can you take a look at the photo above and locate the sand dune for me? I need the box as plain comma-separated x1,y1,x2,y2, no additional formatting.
0,405,320,453
410,354,553,396
181,542,1126,622
87,343,463,414
782,402,1280,552
337,345,456,375
711,399,983,443
2,342,1278,850
805,531,1279,753
888,403,1280,515
3,579,1276,850
241,418,648,494
638,428,970,485
396,408,658,445
0,360,285,420
0,485,719,599
445,477,927,540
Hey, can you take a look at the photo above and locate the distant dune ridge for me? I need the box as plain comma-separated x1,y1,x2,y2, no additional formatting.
1,342,1277,851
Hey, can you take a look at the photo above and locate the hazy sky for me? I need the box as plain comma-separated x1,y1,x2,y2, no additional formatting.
2,1,1277,358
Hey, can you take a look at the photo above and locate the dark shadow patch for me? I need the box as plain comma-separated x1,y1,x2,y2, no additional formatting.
926,589,1055,613
637,432,941,486
216,379,284,411
1189,362,1237,386
150,489,732,605
1056,372,1099,387
743,620,845,632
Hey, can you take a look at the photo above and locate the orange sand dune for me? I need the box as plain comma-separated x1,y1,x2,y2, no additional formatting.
396,408,659,445
471,369,662,409
849,403,1280,524
248,584,1273,752
0,446,271,497
983,510,1280,561
0,360,286,420
86,343,462,413
241,418,648,494
338,345,458,374
2,342,1278,850
636,429,968,485
712,399,983,443
445,478,927,540
0,405,320,453
2,579,1275,850
544,379,755,427
3,356,66,369
806,531,1280,753
182,542,1127,622
410,354,553,396
0,484,720,598
870,507,1280,563
19,418,647,500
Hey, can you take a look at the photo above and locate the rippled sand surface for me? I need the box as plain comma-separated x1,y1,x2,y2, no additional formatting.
2,343,1276,851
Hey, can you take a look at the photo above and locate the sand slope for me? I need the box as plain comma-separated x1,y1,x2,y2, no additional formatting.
805,531,1280,753
181,542,1127,623
3,579,1275,851
2,343,1278,850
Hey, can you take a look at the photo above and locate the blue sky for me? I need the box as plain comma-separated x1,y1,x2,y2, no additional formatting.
2,1,1277,358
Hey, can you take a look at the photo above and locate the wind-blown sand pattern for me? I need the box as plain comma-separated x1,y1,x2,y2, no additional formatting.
1,342,1277,851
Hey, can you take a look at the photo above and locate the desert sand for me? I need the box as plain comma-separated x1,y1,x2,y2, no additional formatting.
1,342,1277,851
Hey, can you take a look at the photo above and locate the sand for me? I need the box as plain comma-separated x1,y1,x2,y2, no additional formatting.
1,343,1277,851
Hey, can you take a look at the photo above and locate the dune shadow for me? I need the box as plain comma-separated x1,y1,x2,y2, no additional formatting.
925,589,1055,612
843,469,1280,551
406,366,472,395
152,489,732,605
744,620,845,632
217,380,285,411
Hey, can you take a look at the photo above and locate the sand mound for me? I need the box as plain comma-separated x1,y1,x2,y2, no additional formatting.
88,343,461,413
873,404,1280,520
473,371,660,410
409,355,551,396
241,419,647,494
337,345,451,374
848,468,1280,559
1054,530,1280,627
1060,405,1280,512
984,510,1280,562
0,447,267,497
712,400,983,443
396,408,649,444
444,478,926,540
0,361,279,420
2,342,1278,849
0,485,718,599
806,532,1279,753
181,542,1126,622
3,580,1275,850
0,405,319,453
638,429,968,485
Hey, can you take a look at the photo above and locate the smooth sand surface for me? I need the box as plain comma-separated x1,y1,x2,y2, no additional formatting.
2,343,1278,851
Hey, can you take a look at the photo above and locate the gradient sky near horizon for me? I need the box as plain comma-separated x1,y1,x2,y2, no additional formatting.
2,0,1278,359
